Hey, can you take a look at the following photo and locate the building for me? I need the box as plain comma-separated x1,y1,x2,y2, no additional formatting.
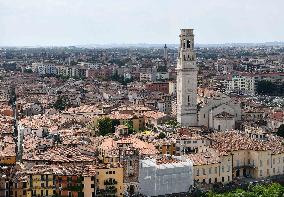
226,74,255,95
175,131,207,156
157,95,172,114
139,157,193,196
176,29,198,127
36,63,58,76
187,149,232,184
198,93,241,131
145,82,169,94
96,164,124,197
140,72,156,82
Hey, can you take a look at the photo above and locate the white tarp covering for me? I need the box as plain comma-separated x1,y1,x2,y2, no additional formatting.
139,157,193,196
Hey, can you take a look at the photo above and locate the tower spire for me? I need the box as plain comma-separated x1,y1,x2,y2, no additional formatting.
164,44,168,61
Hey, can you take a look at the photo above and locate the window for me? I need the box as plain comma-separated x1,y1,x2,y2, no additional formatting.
196,169,199,176
203,168,206,175
209,168,212,174
222,177,224,182
187,40,191,48
222,166,224,173
260,160,263,167
215,167,218,174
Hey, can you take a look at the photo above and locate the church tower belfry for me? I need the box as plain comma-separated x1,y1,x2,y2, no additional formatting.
176,29,198,127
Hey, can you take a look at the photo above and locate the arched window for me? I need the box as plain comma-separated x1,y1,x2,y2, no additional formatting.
187,40,191,48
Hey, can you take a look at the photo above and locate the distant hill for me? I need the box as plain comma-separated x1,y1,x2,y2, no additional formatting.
76,42,284,49
1,42,284,49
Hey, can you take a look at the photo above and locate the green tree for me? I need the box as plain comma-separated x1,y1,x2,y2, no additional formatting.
53,95,70,111
124,121,135,134
166,119,180,128
276,124,284,137
158,132,166,139
207,183,284,197
256,80,275,95
97,117,113,136
97,117,119,136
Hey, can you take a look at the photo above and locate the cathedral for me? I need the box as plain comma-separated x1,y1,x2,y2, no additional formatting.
176,29,241,131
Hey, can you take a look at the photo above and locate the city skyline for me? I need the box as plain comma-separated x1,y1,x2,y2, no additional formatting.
1,0,284,46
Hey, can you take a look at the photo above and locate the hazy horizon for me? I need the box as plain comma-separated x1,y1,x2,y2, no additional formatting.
1,0,284,46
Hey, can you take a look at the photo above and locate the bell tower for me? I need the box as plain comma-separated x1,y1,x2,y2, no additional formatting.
176,29,198,127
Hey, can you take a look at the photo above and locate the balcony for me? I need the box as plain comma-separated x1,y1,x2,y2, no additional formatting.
233,164,256,169
104,179,117,185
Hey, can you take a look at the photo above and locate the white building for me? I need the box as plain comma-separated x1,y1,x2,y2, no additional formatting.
156,72,169,81
176,29,198,127
226,75,255,95
140,72,156,82
139,157,193,196
198,93,241,131
36,63,58,75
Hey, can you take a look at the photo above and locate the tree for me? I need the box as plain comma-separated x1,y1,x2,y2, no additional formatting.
207,183,284,197
256,80,275,95
124,121,135,134
158,132,166,139
53,95,70,111
97,117,119,136
276,124,284,137
165,119,180,128
97,117,113,136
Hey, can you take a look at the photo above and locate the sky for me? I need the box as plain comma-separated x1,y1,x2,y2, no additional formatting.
0,0,284,46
